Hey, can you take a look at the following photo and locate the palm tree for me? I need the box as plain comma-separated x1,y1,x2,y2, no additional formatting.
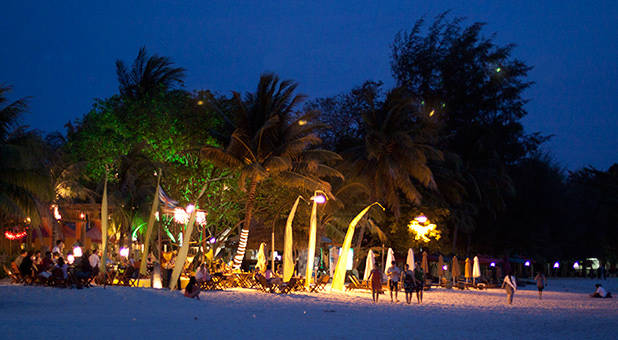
201,73,341,268
348,87,441,217
0,85,51,224
116,47,185,100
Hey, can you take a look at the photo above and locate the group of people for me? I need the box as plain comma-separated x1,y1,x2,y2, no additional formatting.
368,261,426,304
11,240,101,288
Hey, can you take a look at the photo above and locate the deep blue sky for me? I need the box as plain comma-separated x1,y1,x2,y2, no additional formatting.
2,1,616,170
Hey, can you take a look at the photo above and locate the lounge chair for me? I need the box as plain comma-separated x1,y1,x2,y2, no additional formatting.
3,264,24,284
309,275,330,293
346,274,370,291
278,277,299,294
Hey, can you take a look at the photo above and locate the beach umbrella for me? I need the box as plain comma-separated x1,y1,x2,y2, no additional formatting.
406,248,415,271
465,257,472,282
421,251,429,273
256,242,267,273
473,256,481,284
363,250,375,281
452,256,460,283
384,248,395,274
438,255,444,279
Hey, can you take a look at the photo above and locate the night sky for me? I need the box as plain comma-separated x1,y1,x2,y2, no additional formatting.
2,1,616,170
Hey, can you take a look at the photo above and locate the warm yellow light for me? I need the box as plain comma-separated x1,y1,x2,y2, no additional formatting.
197,100,204,105
73,246,83,257
67,254,75,264
408,214,441,242
80,212,85,219
429,109,435,117
52,205,62,220
298,120,307,126
25,217,31,223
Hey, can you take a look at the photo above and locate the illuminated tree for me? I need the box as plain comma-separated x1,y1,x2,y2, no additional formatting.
201,73,341,269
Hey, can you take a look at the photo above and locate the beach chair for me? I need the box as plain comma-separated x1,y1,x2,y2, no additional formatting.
255,274,280,293
309,275,330,293
346,275,369,291
3,264,24,284
11,262,33,285
48,267,68,288
278,278,299,294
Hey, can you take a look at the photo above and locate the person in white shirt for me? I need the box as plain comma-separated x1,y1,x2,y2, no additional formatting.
591,284,612,298
386,261,401,303
51,240,64,256
89,249,100,270
501,273,517,304
195,263,211,284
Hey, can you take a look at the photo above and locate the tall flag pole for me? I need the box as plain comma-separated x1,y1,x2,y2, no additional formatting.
331,203,384,291
283,197,301,282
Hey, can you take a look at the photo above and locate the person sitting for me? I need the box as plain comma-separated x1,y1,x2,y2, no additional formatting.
184,276,201,299
38,251,54,280
195,263,211,285
19,250,35,283
74,252,93,286
591,284,612,298
264,265,282,285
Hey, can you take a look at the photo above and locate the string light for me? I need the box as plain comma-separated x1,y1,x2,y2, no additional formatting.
4,230,27,240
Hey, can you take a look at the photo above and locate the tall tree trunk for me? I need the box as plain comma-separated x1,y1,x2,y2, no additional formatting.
452,223,459,254
169,183,209,290
140,170,161,275
100,174,109,274
232,177,258,270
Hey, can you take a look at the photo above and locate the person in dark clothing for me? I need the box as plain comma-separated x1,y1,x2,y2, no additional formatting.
184,276,200,299
19,251,34,280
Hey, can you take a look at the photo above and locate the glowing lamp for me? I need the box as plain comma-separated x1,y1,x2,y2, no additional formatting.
573,262,580,270
186,204,195,214
119,247,130,258
80,212,85,220
442,265,448,271
173,207,189,224
25,217,31,223
196,211,207,226
52,205,62,220
298,120,307,126
415,215,428,223
197,100,204,106
67,254,75,264
408,214,440,243
73,246,82,257
524,261,530,267
209,237,216,244
490,262,496,267
429,109,435,117
553,262,559,269
312,195,326,204
496,67,502,73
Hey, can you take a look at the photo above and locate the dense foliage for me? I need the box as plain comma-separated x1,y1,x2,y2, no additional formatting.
2,15,615,265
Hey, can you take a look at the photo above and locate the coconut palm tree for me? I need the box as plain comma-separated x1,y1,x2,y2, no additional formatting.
116,47,186,100
347,87,441,217
0,85,51,224
201,73,342,269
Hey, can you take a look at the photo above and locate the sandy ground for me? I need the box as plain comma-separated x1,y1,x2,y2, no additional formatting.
0,278,616,339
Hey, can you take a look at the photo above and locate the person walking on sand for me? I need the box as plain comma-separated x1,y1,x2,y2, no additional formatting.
368,264,383,303
534,271,547,299
402,264,415,304
386,261,401,303
501,272,517,305
413,261,425,304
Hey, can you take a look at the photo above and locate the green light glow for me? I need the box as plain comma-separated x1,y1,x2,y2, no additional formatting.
496,67,502,73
